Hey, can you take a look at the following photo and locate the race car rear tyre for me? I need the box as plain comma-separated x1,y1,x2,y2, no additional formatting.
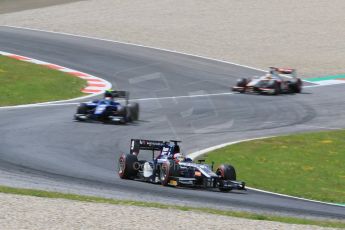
128,102,139,121
216,164,236,192
160,161,170,186
125,103,139,122
290,79,302,93
160,160,178,186
118,154,139,179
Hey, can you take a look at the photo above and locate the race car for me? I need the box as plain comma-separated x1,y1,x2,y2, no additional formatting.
74,90,139,124
118,139,245,192
232,67,302,95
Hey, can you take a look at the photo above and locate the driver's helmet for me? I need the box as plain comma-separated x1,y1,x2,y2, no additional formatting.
104,90,114,100
264,73,272,79
173,153,185,163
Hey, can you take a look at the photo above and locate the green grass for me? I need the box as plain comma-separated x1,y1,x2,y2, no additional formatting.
203,130,345,203
0,55,86,106
1,185,344,228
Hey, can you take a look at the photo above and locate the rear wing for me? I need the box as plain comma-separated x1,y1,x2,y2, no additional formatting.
130,139,165,155
269,67,296,77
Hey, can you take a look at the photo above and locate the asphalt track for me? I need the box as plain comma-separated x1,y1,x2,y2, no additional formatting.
0,26,345,220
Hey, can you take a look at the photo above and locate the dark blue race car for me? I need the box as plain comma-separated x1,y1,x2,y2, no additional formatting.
74,90,139,124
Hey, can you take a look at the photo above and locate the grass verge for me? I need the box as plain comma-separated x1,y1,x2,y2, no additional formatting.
0,185,344,228
0,55,86,106
203,130,345,204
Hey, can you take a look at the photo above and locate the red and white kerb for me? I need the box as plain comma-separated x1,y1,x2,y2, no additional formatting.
0,51,111,94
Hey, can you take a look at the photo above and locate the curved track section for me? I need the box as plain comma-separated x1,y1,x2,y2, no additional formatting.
0,27,345,219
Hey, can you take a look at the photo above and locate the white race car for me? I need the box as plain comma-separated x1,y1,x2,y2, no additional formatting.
232,67,302,95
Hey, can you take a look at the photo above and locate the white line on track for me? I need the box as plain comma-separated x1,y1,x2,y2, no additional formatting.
0,95,100,110
1,83,340,110
187,136,275,160
303,82,345,88
0,102,79,110
248,187,345,207
135,92,235,101
300,124,343,130
0,92,236,110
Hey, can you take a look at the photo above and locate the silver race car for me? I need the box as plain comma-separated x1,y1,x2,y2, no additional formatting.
232,67,302,95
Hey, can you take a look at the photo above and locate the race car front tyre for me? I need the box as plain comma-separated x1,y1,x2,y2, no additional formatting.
75,103,89,121
216,164,237,192
273,82,281,95
160,161,170,186
236,78,247,93
160,160,178,186
74,114,85,121
216,164,236,180
237,78,247,87
76,103,89,114
118,154,139,179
